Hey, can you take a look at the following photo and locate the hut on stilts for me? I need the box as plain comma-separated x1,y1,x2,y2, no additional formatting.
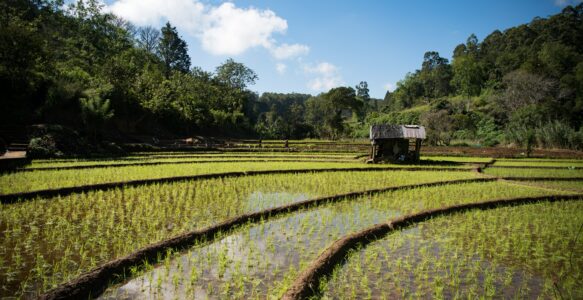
369,125,426,163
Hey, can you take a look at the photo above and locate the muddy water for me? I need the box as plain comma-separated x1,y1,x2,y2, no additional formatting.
100,201,400,299
323,228,547,299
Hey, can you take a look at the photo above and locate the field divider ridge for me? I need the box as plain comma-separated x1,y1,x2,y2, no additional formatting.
281,193,583,300
0,166,473,204
38,177,495,300
498,176,583,181
474,158,497,173
488,165,580,170
15,158,360,172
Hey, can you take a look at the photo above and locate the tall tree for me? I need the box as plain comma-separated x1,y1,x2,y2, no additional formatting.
451,55,483,97
137,26,160,54
355,81,370,101
355,81,370,120
158,22,190,75
420,51,452,98
215,58,258,90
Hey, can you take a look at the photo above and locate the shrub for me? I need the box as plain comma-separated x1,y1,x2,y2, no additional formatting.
536,121,583,150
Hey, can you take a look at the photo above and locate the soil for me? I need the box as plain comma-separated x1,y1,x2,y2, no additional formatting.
423,146,583,159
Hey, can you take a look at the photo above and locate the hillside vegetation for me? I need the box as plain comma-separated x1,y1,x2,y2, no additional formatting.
1,1,582,150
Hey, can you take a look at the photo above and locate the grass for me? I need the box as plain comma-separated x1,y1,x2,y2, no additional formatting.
101,181,569,299
321,200,583,299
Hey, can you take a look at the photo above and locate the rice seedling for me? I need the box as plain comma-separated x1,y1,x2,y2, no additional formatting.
100,181,567,299
321,200,583,299
29,153,361,169
493,159,583,168
0,170,474,298
517,180,583,192
421,156,492,163
483,167,583,178
0,160,474,195
497,158,583,163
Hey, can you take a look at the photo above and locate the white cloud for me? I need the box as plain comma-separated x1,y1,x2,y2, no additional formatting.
307,77,344,91
384,82,395,92
107,0,204,28
107,0,308,58
276,63,287,75
304,62,344,91
200,3,287,55
304,62,338,75
270,43,310,60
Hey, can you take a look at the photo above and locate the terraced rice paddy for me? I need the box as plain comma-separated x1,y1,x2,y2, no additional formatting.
483,167,583,178
0,150,581,298
322,201,583,299
0,158,476,195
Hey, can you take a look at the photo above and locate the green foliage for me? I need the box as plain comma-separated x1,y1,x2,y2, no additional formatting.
253,93,313,139
535,120,583,150
421,110,453,146
370,4,583,148
158,22,190,75
368,106,427,126
79,91,114,140
475,116,501,147
451,55,483,96
27,125,124,158
420,51,453,98
505,120,582,151
1,1,582,146
215,58,258,90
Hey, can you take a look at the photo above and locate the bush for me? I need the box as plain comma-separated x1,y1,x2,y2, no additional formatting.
28,136,64,158
536,121,583,150
28,125,87,158
505,121,582,150
27,124,126,158
367,106,427,126
475,117,502,147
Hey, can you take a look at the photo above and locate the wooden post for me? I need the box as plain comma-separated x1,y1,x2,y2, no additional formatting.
415,139,422,162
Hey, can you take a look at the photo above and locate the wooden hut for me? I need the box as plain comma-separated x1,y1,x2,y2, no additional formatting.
369,125,426,163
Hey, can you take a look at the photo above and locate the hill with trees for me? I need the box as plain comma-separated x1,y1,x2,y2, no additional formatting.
1,0,582,154
373,4,583,149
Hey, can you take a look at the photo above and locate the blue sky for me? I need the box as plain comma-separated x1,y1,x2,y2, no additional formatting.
103,0,579,99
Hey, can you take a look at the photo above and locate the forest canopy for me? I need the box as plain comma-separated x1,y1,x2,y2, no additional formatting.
1,0,582,150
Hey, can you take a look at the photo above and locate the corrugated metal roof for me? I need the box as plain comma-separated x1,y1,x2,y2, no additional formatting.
370,124,426,139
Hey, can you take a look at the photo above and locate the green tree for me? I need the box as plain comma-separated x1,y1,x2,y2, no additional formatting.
137,26,160,54
355,81,370,101
79,92,114,141
451,55,483,96
215,58,258,90
326,86,361,112
420,51,452,98
390,72,424,110
158,22,190,75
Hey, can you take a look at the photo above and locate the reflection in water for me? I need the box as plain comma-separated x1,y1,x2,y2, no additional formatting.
101,200,400,299
322,204,580,299
245,191,309,212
